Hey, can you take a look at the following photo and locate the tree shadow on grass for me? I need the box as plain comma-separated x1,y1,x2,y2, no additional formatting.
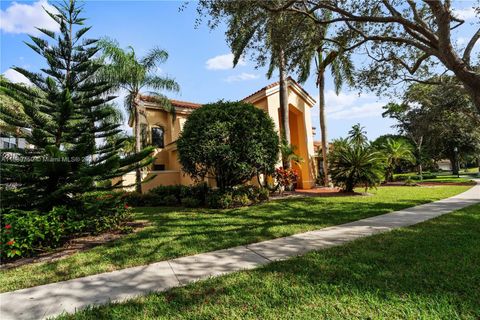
70,205,480,320
2,187,472,292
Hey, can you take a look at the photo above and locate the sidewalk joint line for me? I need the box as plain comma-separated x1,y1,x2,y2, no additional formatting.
245,245,272,262
167,260,182,285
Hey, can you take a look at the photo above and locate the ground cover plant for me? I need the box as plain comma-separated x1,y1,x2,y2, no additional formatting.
56,202,480,320
0,185,470,292
0,192,131,261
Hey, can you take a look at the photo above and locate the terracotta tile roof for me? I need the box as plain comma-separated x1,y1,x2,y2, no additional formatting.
140,77,315,109
139,95,202,109
242,80,281,101
242,76,316,104
169,99,202,109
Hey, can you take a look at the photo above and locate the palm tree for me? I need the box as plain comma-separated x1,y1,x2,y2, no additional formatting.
296,14,354,186
380,138,415,182
280,138,303,167
348,123,368,146
99,39,180,193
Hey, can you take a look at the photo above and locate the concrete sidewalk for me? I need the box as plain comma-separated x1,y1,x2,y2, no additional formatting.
1,181,479,320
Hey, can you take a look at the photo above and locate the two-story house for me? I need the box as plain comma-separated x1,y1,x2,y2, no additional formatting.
118,78,318,192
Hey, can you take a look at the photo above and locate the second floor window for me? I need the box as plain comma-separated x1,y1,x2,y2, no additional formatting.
152,127,164,148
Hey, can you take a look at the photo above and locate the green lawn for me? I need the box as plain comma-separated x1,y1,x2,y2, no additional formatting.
57,202,480,320
421,175,475,183
0,186,471,292
393,172,476,183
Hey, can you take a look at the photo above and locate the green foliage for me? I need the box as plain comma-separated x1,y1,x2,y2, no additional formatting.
232,194,251,207
150,184,209,205
403,176,417,186
74,192,132,234
1,208,65,259
177,101,279,190
98,36,179,193
163,195,179,206
0,1,152,210
279,139,303,167
181,197,202,208
348,123,368,146
378,138,415,182
393,173,437,182
124,183,267,209
1,185,469,291
58,203,480,319
206,190,233,209
383,78,480,175
329,137,384,192
0,191,131,260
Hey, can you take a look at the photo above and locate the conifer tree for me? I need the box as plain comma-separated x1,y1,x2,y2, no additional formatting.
0,0,152,210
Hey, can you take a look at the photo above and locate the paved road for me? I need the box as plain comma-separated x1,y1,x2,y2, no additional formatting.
1,181,478,320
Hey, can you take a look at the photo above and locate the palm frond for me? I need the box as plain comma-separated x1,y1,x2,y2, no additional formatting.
143,75,180,93
140,47,168,71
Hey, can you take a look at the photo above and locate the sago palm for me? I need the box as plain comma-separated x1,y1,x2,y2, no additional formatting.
329,140,384,192
380,138,415,182
99,39,180,193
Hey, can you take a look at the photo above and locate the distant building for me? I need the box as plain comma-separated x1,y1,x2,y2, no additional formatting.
437,159,452,171
0,128,33,150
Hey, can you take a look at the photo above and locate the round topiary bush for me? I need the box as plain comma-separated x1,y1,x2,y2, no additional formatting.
177,101,279,190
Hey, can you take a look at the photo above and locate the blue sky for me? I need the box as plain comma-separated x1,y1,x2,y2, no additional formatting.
1,0,478,141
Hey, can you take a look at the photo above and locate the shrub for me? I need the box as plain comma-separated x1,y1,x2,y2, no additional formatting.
163,195,179,206
258,187,270,201
233,194,251,207
207,191,233,209
404,176,418,186
74,192,132,234
177,101,279,190
0,191,132,261
393,173,437,181
181,197,201,208
274,167,299,192
1,208,66,259
185,183,210,205
329,139,384,192
123,192,165,207
150,185,186,201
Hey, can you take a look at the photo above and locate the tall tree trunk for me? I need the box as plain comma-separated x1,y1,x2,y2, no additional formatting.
134,99,142,193
318,66,330,187
279,48,291,169
451,153,459,175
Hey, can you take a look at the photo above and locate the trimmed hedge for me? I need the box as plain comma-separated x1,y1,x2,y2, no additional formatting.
393,173,437,181
124,184,269,209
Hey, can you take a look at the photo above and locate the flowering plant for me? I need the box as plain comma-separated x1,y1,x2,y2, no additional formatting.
274,167,299,192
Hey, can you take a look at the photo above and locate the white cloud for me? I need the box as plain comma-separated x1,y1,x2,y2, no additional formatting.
452,7,478,20
3,69,32,85
328,102,385,120
206,53,246,70
311,90,386,120
225,72,259,82
0,0,59,35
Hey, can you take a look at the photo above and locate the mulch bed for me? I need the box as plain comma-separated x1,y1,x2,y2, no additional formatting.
270,187,366,200
0,220,150,270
